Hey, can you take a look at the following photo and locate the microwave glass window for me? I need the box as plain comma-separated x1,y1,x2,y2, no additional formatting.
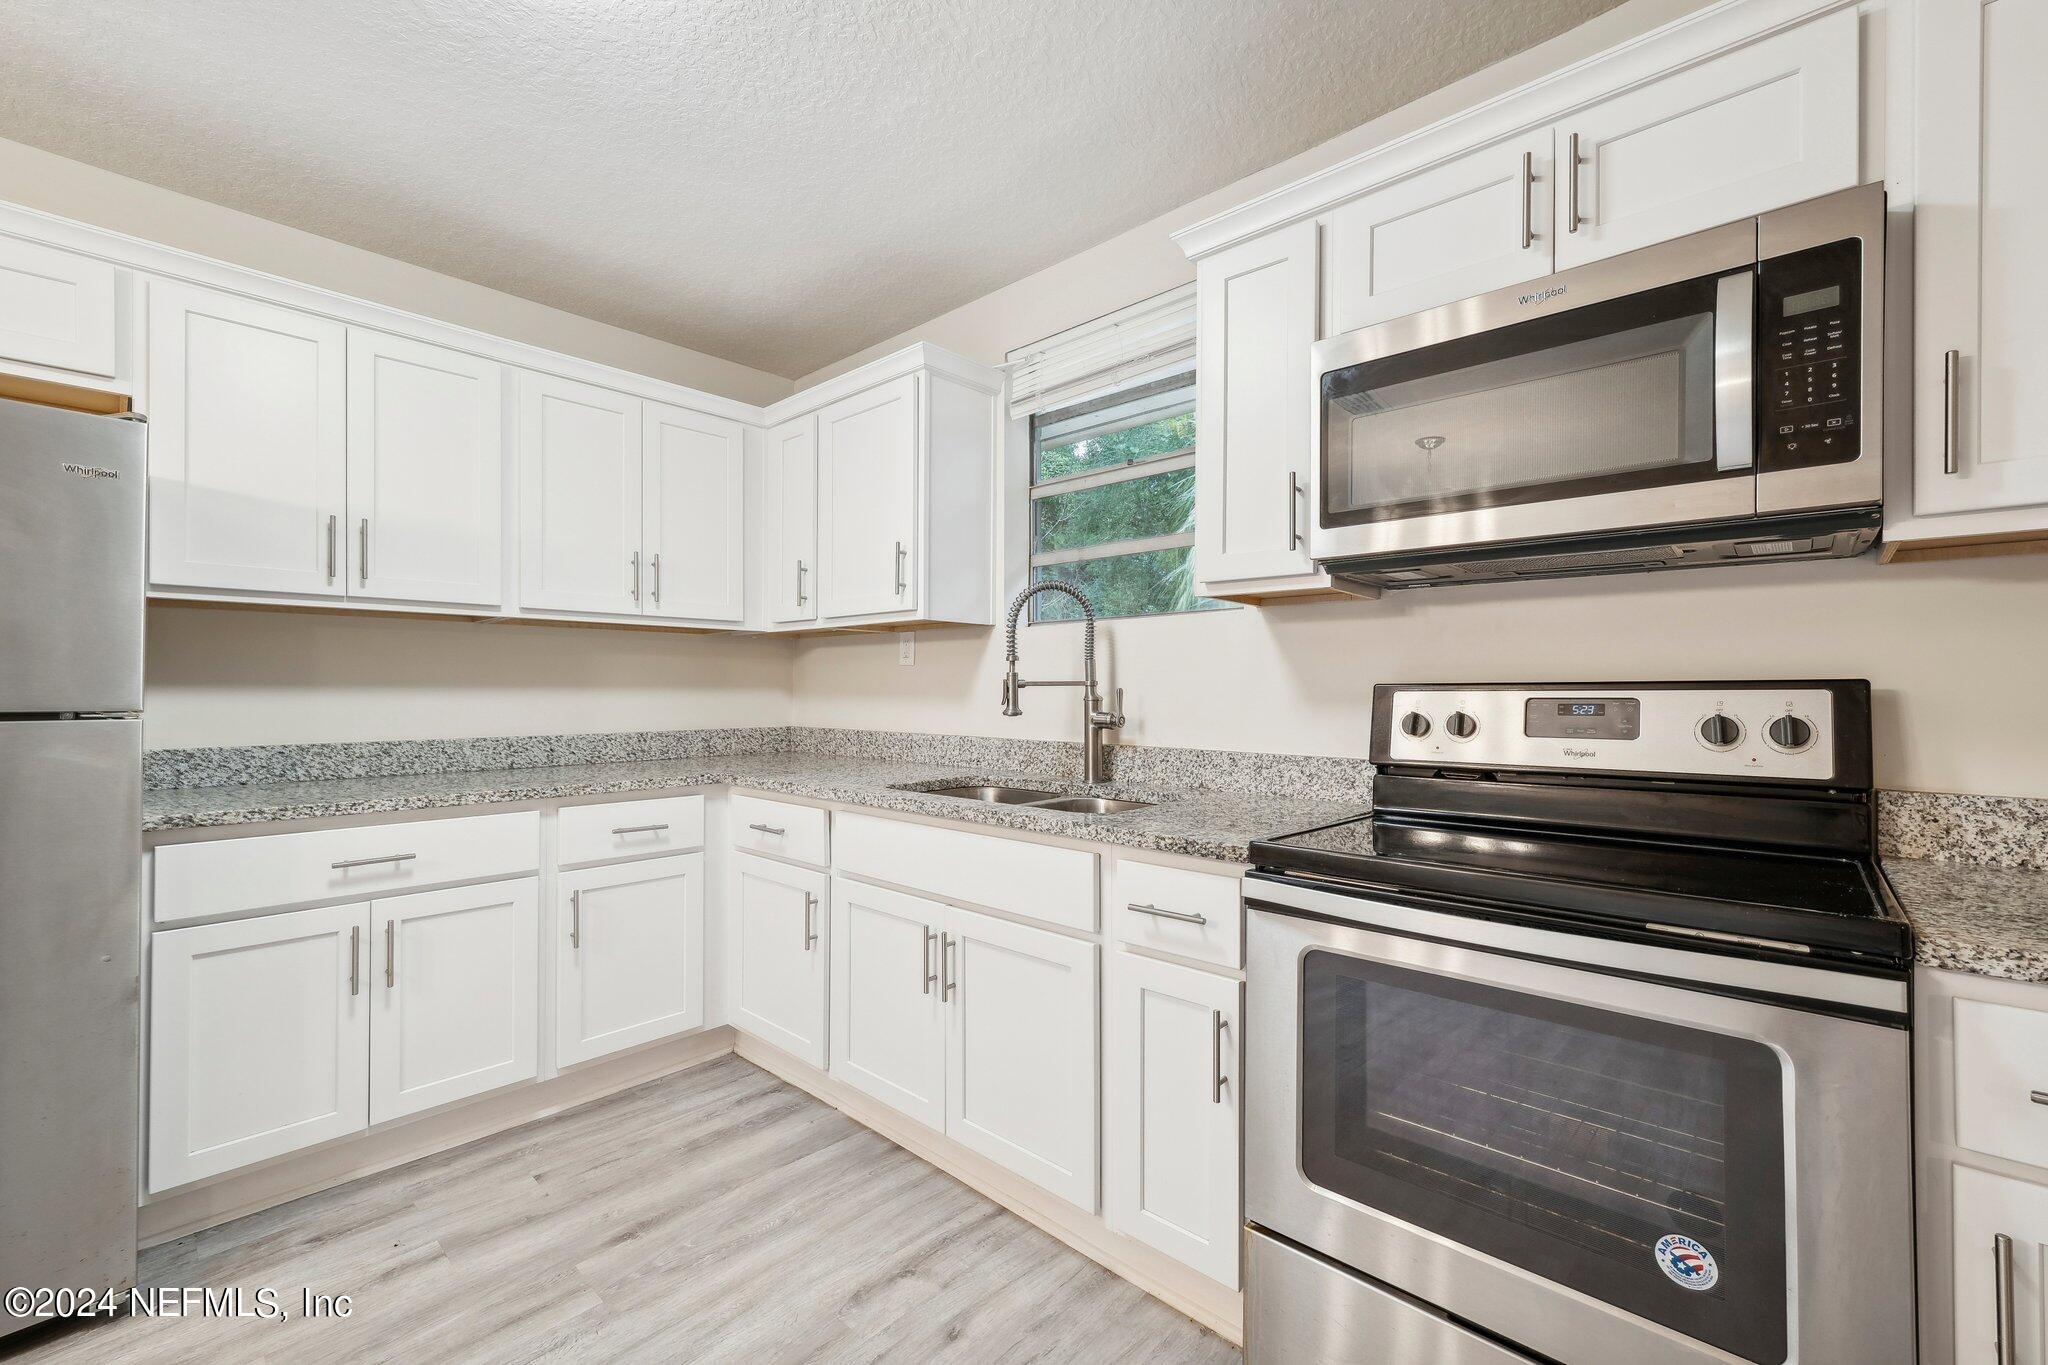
1321,273,1746,527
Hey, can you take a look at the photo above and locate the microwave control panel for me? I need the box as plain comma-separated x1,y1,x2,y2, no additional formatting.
1757,237,1862,471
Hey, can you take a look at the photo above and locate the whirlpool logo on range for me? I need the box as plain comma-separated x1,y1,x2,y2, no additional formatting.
1561,747,1598,760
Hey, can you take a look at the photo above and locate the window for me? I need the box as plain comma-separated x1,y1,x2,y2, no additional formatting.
1028,372,1229,622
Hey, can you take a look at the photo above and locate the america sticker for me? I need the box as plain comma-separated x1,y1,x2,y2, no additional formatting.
1654,1233,1719,1291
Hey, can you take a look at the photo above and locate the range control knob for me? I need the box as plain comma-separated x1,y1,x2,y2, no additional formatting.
1400,711,1432,739
1698,714,1742,748
1444,711,1478,740
1767,715,1815,751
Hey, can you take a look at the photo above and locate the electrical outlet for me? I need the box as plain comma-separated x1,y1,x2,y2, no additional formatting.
898,632,915,665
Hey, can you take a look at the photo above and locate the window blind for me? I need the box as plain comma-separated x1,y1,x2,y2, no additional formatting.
1004,283,1196,422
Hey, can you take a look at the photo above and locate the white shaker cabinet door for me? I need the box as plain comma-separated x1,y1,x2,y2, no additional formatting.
642,401,746,622
731,854,829,1068
516,371,643,615
762,414,819,624
0,234,118,377
555,853,704,1067
1105,952,1241,1288
368,879,538,1124
1952,1165,2048,1364
147,279,347,597
1553,9,1859,270
345,329,504,607
817,373,919,618
942,905,1099,1212
829,875,945,1130
148,902,370,1191
1322,127,1554,337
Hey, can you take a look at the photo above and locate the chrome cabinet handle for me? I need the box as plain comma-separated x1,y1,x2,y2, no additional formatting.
629,551,641,601
894,541,907,595
796,559,808,607
358,518,370,585
385,919,396,989
349,924,360,997
2032,1090,2048,1106
802,892,818,950
922,928,938,995
611,822,670,836
331,852,417,870
748,822,786,836
570,889,582,948
1944,349,1963,475
326,514,337,583
1287,472,1304,550
1127,901,1208,926
1520,149,1535,250
650,552,662,606
1213,1009,1227,1104
940,932,956,1001
1995,1233,2016,1365
1566,132,1583,233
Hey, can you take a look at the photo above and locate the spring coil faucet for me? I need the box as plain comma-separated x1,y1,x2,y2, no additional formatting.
1000,582,1125,784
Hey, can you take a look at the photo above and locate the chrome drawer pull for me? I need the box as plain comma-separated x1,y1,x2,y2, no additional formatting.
1212,1009,1227,1104
1943,349,1963,476
802,892,818,950
1995,1233,2016,1365
922,928,938,995
385,919,396,988
570,889,581,948
2031,1090,2048,1106
1566,131,1583,232
1127,901,1207,926
332,852,417,870
748,822,787,836
349,924,360,997
611,823,670,836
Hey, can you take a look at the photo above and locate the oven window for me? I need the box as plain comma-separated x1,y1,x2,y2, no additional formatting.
1320,272,1747,526
1300,953,1787,1363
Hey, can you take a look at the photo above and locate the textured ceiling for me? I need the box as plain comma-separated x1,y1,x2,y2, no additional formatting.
0,0,1626,379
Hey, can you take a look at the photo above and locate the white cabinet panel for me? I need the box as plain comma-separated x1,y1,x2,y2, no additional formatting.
147,279,347,597
345,329,503,607
829,876,945,1130
944,905,1098,1211
148,903,369,1191
1554,10,1859,269
555,853,704,1066
369,879,538,1123
817,373,919,618
1323,128,1553,336
730,794,829,868
763,414,818,624
643,401,745,622
733,854,828,1067
1955,998,2048,1170
833,811,1097,934
557,795,706,868
1106,952,1240,1288
1111,859,1243,970
1953,1165,2048,1364
1193,221,1319,585
0,234,117,377
516,371,642,614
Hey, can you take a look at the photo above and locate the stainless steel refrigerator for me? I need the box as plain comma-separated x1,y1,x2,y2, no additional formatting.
0,395,144,1336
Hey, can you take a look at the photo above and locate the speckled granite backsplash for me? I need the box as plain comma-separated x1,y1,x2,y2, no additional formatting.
1876,790,2048,871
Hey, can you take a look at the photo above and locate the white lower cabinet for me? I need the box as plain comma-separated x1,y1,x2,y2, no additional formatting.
369,879,538,1123
1105,950,1242,1288
1952,1165,2048,1363
149,902,371,1191
830,876,946,1129
734,854,829,1067
555,853,705,1067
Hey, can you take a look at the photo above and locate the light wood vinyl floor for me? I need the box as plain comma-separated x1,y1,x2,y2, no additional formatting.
4,1055,1238,1364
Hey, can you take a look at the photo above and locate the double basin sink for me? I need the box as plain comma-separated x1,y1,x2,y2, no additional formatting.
894,782,1153,816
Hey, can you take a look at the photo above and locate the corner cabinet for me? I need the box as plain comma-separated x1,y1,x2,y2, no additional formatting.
761,414,819,624
818,374,921,618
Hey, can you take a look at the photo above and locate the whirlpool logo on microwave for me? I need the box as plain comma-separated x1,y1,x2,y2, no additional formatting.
61,462,121,480
1519,285,1568,307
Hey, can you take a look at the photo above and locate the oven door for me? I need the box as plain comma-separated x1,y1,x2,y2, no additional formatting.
1245,876,1914,1365
1310,220,1759,563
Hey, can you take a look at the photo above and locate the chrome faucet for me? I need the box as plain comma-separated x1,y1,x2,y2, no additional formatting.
1000,582,1126,784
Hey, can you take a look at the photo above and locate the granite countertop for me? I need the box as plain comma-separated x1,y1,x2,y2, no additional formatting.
142,750,1368,865
1884,856,2048,984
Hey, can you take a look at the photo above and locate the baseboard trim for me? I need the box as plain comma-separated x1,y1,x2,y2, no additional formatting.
732,1030,1245,1347
140,1026,737,1247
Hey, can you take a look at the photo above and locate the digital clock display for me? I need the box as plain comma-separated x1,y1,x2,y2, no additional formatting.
1525,696,1640,740
1562,702,1605,717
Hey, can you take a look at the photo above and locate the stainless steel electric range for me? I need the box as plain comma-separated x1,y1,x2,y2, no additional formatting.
1243,681,1915,1365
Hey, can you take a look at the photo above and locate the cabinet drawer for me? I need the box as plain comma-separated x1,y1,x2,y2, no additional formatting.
1955,997,2048,1168
834,811,1096,933
1111,860,1243,969
732,794,829,867
558,795,705,867
154,812,539,926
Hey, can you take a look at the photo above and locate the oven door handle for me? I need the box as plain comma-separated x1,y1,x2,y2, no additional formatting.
1714,269,1755,472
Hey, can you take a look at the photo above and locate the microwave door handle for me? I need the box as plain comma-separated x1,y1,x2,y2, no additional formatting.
1713,270,1756,473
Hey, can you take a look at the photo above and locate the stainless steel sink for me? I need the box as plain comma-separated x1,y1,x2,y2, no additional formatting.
919,784,1063,804
1026,795,1153,814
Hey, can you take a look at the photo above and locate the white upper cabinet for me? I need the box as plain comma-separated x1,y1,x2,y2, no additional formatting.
147,279,348,597
1910,0,2048,522
0,234,118,378
1193,220,1320,587
345,329,504,607
817,372,920,618
642,401,746,622
516,371,643,615
762,414,818,624
1552,9,1859,270
1322,127,1554,336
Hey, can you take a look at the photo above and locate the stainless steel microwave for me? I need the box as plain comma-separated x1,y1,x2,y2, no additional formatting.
1310,183,1885,588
